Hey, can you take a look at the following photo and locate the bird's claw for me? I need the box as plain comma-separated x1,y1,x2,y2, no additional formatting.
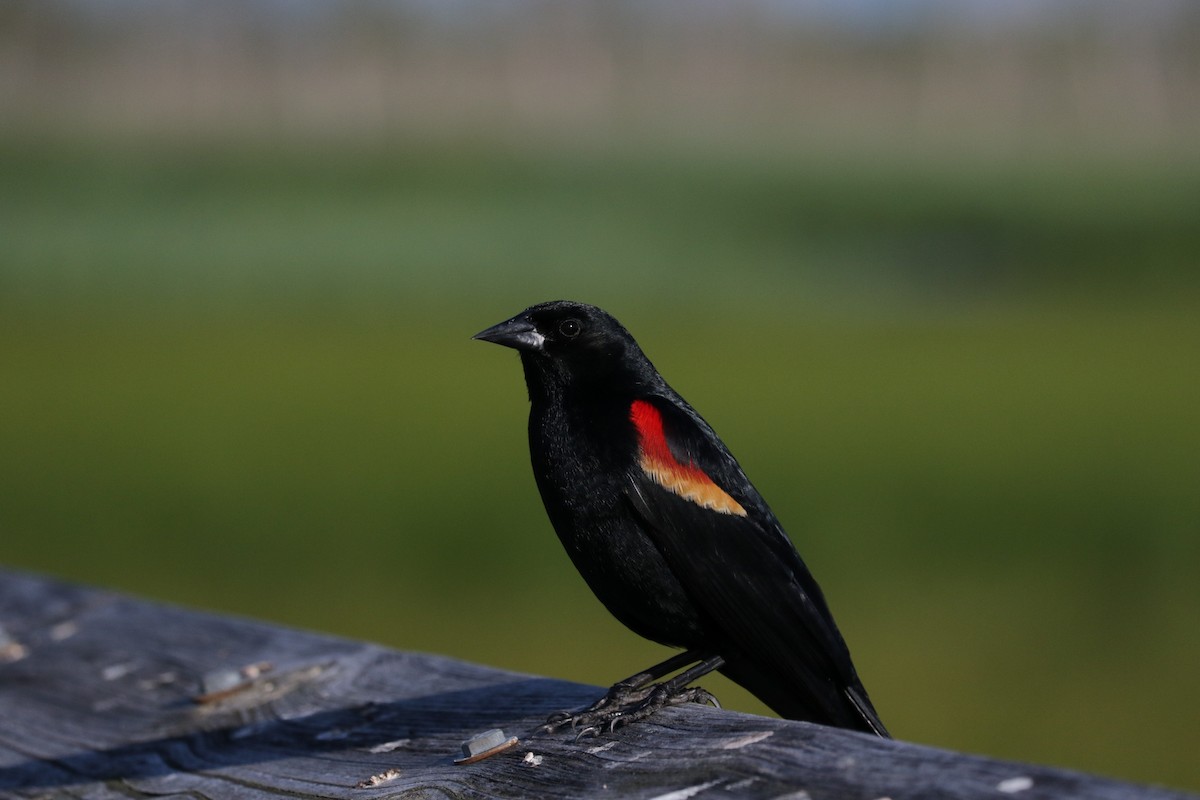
540,710,575,729
572,723,604,741
691,687,721,709
539,683,717,738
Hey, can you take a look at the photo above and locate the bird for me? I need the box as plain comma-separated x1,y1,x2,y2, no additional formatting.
474,300,888,738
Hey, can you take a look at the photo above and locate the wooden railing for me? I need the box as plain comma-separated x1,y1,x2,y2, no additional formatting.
0,569,1191,800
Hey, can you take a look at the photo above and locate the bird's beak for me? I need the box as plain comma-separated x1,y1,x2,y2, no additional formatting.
473,314,546,352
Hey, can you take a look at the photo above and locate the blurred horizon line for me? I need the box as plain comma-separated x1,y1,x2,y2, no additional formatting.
2,0,1197,153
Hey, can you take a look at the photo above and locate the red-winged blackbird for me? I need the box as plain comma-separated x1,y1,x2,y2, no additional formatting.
475,301,888,737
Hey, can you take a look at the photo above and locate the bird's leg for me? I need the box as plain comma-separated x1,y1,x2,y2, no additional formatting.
589,649,706,709
540,649,703,732
539,650,724,737
572,654,726,738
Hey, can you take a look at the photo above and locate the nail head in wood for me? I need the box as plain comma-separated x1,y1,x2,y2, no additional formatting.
454,729,519,764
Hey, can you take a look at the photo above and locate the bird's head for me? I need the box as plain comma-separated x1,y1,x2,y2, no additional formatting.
474,300,655,395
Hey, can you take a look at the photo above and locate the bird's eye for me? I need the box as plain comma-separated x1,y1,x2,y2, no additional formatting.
558,319,582,338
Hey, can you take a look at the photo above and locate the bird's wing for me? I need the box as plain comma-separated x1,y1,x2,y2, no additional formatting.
623,395,883,732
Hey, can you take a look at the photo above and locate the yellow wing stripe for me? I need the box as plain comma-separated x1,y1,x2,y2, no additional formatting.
631,400,747,517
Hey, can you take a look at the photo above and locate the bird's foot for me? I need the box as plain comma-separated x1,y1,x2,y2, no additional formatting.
538,679,652,734
539,682,719,739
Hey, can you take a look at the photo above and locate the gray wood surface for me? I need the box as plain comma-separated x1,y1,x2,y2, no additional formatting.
0,568,1191,800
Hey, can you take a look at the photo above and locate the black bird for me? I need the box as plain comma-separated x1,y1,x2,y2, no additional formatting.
474,301,887,737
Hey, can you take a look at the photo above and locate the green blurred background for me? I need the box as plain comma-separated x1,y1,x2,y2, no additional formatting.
2,1,1199,792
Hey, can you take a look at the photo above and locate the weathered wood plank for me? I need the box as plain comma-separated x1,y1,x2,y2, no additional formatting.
0,568,1191,800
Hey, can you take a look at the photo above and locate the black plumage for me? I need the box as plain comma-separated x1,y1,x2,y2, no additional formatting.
475,300,887,737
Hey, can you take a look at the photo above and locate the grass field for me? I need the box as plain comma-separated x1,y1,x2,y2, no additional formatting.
1,138,1198,790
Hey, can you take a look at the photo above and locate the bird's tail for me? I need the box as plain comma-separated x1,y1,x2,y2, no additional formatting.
845,685,890,738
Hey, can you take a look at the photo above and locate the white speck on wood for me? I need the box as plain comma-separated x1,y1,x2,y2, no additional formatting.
49,621,79,641
773,791,812,800
522,752,543,767
101,662,133,681
355,768,401,789
998,776,1035,793
607,749,653,767
648,779,721,800
240,660,273,679
587,741,619,755
0,641,29,663
719,730,775,749
725,777,758,790
137,670,179,691
366,739,409,754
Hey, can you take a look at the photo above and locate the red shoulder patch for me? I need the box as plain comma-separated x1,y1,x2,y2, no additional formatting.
630,399,746,516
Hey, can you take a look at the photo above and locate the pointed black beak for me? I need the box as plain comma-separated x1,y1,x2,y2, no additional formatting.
473,314,546,352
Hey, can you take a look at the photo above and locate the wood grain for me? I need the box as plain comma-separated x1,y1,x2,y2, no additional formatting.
0,568,1191,800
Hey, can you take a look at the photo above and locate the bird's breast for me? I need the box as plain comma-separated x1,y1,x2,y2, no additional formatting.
525,398,707,647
